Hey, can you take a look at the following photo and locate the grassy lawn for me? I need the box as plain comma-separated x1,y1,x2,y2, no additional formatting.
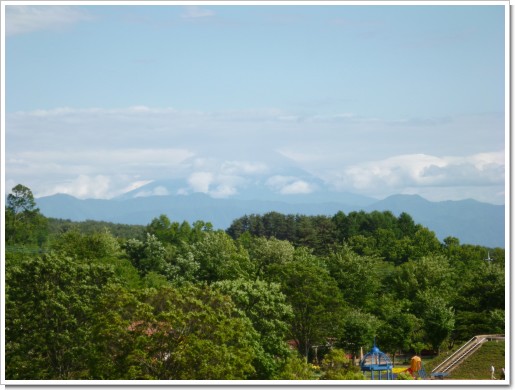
449,340,505,380
382,341,505,381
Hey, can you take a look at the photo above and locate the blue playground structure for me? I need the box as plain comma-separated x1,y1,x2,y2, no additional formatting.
360,343,393,380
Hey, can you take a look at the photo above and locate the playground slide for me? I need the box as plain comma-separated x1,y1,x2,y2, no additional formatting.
430,334,505,378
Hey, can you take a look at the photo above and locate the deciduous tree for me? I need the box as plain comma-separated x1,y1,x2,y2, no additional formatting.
5,254,118,379
6,184,47,246
213,278,293,378
269,248,346,361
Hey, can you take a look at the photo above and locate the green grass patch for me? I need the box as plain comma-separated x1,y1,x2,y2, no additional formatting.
449,340,505,380
423,346,460,373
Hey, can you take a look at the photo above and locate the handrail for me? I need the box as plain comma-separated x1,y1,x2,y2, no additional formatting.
443,342,484,373
431,334,505,375
431,336,477,374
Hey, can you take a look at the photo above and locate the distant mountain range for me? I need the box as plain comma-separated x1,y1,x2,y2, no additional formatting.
366,195,505,248
35,192,505,248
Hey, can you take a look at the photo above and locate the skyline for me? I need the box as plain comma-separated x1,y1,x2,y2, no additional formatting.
3,2,508,205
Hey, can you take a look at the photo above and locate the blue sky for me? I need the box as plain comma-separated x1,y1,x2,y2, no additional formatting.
4,2,507,204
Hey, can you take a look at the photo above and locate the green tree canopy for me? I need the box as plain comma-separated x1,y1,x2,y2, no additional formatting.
5,254,118,379
189,231,254,283
51,228,121,260
269,248,346,361
6,184,48,246
122,285,262,379
414,289,455,354
325,244,382,310
244,236,295,279
122,233,173,279
212,278,293,378
339,308,381,358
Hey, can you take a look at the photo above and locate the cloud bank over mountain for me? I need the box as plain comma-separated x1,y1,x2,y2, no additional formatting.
6,106,505,204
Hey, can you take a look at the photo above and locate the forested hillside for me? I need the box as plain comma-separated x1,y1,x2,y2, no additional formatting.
5,185,505,380
35,191,505,248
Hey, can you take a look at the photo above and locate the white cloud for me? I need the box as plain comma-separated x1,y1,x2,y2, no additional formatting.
48,175,112,199
181,6,215,19
7,148,195,177
6,5,92,36
280,180,314,195
6,106,293,160
134,186,170,198
5,106,505,203
34,175,155,200
120,180,153,193
210,184,237,198
220,161,268,175
187,172,213,193
16,106,178,117
9,108,502,169
266,175,315,195
332,151,505,195
266,175,294,189
184,170,246,198
6,147,195,199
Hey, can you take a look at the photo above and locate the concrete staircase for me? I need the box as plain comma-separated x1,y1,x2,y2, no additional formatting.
430,334,504,378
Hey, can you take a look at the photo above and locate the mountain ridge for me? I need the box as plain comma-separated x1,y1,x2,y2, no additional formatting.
35,192,505,248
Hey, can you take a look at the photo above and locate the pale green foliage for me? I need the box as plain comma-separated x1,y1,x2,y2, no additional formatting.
213,278,293,378
146,214,175,243
488,309,505,333
414,289,455,353
274,351,318,380
411,228,442,258
319,348,365,380
52,228,121,260
390,255,454,301
246,236,295,278
146,215,203,245
396,371,416,380
325,244,382,309
88,284,143,378
189,231,254,282
270,248,346,360
50,228,142,290
7,184,38,214
123,234,170,277
87,283,264,380
141,271,169,289
411,341,429,356
5,254,118,379
340,309,381,357
374,295,423,362
6,184,47,246
167,251,200,285
122,285,261,379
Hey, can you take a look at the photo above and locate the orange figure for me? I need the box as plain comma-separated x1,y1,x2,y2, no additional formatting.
410,356,422,372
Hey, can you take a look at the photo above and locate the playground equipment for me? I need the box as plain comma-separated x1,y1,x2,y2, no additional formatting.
397,355,428,379
360,343,393,380
430,334,505,378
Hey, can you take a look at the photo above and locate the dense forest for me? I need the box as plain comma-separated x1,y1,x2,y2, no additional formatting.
5,184,505,380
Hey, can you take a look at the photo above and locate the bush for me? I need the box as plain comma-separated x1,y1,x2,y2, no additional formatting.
319,348,365,380
396,371,415,380
275,352,317,380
